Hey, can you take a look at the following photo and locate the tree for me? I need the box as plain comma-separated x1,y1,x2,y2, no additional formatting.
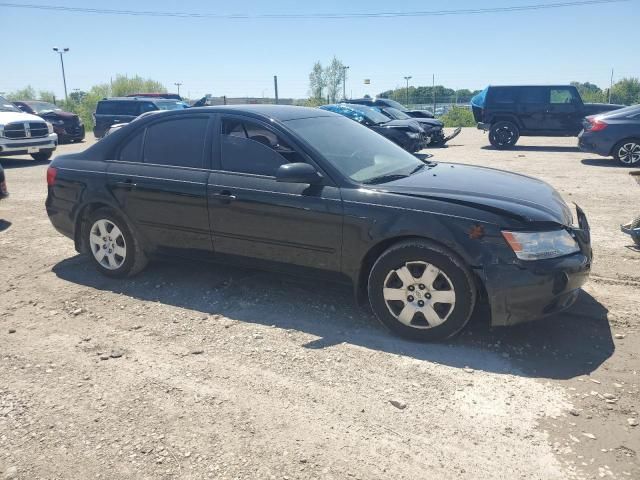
308,62,326,102
324,56,346,103
610,77,640,105
5,86,37,101
570,81,606,103
440,107,476,128
38,90,56,104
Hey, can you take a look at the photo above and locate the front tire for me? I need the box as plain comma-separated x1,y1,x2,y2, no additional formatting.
612,139,640,167
367,240,476,341
85,208,148,278
488,121,519,149
31,150,53,161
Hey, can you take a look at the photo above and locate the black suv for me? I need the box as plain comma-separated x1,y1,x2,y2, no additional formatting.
93,97,188,138
472,85,623,149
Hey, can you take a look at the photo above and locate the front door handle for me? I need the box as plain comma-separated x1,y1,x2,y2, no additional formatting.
113,179,136,189
209,190,237,203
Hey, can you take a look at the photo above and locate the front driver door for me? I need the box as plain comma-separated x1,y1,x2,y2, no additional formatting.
207,115,343,274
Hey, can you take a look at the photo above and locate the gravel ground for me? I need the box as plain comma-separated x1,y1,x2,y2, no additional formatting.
0,129,638,480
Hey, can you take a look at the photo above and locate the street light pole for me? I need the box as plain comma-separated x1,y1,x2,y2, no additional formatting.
403,76,412,106
52,47,69,102
174,82,183,96
342,66,350,100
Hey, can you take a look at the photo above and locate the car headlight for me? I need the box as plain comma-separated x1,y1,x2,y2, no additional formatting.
501,230,580,260
406,132,421,139
46,122,54,134
51,119,64,125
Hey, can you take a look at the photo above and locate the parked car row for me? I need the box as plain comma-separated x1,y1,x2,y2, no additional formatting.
46,105,592,341
0,95,58,161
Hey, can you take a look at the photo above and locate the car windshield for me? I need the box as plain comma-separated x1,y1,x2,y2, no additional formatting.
383,107,411,120
26,101,62,113
0,96,20,112
379,98,408,111
286,116,424,184
345,104,391,125
155,101,188,111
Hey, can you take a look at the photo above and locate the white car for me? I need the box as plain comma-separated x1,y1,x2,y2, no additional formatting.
0,95,58,161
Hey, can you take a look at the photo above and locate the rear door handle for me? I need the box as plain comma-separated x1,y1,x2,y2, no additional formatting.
114,179,136,189
209,190,236,203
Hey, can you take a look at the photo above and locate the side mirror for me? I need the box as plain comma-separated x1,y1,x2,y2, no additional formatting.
275,163,323,184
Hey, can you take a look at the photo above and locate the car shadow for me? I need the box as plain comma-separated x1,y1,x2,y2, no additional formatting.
580,158,618,167
0,157,49,169
481,145,580,153
52,255,614,380
0,219,11,232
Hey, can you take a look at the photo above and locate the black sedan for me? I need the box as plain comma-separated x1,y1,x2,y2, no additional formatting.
13,100,85,143
320,103,427,152
370,105,461,147
349,97,435,119
579,104,640,166
46,105,592,341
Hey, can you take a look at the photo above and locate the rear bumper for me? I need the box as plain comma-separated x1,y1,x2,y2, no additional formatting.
0,133,58,156
477,122,491,131
577,131,614,157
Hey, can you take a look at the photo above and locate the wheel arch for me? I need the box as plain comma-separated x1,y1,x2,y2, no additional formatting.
490,116,522,130
609,137,640,157
73,202,139,254
355,234,484,305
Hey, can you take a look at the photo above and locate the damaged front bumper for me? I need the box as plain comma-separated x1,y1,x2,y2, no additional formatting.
481,206,592,327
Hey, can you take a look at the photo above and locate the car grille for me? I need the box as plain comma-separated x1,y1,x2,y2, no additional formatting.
3,122,49,139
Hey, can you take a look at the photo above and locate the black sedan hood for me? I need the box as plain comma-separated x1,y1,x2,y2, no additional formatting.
583,103,624,115
414,118,443,128
40,110,78,121
380,119,423,132
404,109,435,119
372,162,574,225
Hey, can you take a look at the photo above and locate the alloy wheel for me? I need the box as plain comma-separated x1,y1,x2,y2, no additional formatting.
382,261,456,329
618,142,640,165
89,219,127,270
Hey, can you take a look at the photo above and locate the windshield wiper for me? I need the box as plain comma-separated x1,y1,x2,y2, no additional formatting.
362,173,409,185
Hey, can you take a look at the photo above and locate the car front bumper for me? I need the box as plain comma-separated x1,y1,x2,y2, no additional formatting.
482,207,592,327
0,133,58,156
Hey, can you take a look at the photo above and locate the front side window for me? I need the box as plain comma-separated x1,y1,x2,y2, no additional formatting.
550,89,578,104
118,131,144,162
143,117,208,168
286,116,423,184
220,119,301,176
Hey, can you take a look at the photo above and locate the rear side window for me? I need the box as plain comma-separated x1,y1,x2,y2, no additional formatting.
519,87,547,104
220,119,301,176
550,89,578,104
96,101,140,116
118,131,144,162
143,117,208,168
489,88,517,104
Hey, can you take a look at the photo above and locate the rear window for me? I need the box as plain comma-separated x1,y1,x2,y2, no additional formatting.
96,101,140,116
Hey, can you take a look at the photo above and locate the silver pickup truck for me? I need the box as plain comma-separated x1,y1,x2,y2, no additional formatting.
0,95,58,161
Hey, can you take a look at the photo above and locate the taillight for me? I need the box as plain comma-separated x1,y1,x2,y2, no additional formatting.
587,118,608,132
46,166,57,186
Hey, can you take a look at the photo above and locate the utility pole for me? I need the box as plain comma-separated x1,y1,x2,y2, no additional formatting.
273,75,279,105
403,76,412,106
52,47,69,102
342,66,350,100
609,68,614,103
174,82,183,95
432,74,436,115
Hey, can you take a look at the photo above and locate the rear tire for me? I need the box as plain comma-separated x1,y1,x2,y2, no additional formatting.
612,139,640,167
488,121,520,149
85,208,148,278
367,240,476,341
31,150,53,161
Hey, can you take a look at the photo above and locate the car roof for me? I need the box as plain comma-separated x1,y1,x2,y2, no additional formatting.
188,105,336,121
487,85,573,89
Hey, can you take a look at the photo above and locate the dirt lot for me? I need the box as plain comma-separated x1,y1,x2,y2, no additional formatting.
1,129,638,480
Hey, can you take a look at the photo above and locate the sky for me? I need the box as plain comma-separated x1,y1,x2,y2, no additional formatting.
1,0,639,100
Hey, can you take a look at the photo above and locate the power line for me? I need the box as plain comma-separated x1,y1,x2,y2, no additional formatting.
0,0,630,20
